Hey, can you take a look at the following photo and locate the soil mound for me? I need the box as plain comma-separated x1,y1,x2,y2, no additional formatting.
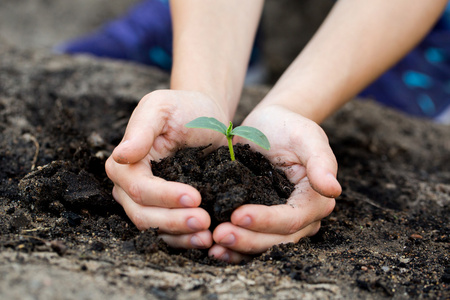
152,144,294,228
1,46,449,299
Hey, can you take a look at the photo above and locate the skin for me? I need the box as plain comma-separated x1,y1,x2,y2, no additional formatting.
106,0,448,263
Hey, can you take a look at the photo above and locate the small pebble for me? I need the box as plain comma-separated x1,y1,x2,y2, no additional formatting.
410,234,423,239
50,240,67,256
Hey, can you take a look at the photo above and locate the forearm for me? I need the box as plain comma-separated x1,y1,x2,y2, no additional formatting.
259,0,447,123
170,0,263,119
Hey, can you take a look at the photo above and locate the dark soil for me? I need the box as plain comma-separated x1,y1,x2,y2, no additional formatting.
152,144,293,229
1,1,449,299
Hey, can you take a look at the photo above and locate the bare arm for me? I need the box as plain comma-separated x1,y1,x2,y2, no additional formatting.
210,0,448,263
107,1,264,253
170,0,263,119
109,0,448,263
259,0,448,123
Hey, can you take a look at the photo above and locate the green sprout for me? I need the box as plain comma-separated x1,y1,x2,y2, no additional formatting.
185,117,270,161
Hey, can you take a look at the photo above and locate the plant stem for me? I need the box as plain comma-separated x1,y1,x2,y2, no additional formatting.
225,121,236,161
227,136,235,161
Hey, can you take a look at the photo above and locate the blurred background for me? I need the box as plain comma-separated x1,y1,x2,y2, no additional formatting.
0,0,334,83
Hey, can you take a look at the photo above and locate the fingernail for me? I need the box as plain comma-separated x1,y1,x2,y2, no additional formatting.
220,253,230,262
219,234,236,246
327,172,338,182
180,195,195,207
117,140,130,150
237,216,251,227
190,235,205,248
114,140,130,163
187,217,203,231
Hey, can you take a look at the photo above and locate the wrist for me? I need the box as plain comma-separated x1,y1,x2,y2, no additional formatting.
257,81,344,124
169,0,264,121
170,74,236,121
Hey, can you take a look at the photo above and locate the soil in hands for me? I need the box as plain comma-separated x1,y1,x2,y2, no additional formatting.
151,144,294,229
1,48,449,299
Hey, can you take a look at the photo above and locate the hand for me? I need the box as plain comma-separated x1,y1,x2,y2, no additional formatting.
208,104,342,263
106,90,230,249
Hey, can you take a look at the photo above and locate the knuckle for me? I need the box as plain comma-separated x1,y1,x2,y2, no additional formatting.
156,192,171,207
323,199,336,218
111,186,119,202
310,122,329,141
130,211,147,231
104,156,115,178
139,92,156,105
162,219,181,235
285,218,305,235
139,92,162,111
242,240,261,254
127,182,143,204
141,91,175,111
309,221,322,236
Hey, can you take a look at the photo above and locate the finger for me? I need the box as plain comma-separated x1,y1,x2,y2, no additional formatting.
106,157,201,208
211,221,321,255
113,186,210,233
305,154,342,198
292,127,342,198
208,244,253,264
230,185,335,234
112,93,175,164
159,230,213,249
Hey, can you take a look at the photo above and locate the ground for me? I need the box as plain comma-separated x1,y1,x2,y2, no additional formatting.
0,1,449,299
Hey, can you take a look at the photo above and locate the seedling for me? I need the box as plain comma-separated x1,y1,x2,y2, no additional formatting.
185,117,270,161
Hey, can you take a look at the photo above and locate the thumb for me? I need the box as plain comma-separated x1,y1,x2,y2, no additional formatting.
112,137,155,164
112,98,166,164
293,122,341,198
306,154,342,198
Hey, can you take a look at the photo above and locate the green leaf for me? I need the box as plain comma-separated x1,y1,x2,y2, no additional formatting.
231,126,271,150
185,117,227,135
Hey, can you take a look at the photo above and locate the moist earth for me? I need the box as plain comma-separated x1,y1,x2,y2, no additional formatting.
1,1,450,299
1,46,449,300
151,144,294,229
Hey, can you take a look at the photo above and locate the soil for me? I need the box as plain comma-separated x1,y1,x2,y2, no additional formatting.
151,144,294,229
1,1,449,299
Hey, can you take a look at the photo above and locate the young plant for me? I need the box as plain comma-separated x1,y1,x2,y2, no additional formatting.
185,117,270,161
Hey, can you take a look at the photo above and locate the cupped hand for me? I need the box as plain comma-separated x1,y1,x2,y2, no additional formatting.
106,90,230,250
208,104,342,263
